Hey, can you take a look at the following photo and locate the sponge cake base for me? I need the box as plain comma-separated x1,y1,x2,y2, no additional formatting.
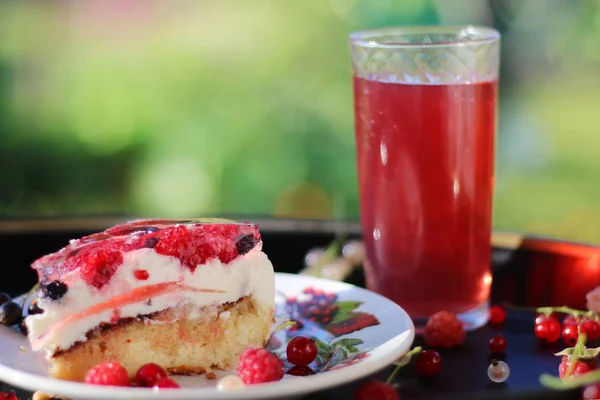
48,296,274,382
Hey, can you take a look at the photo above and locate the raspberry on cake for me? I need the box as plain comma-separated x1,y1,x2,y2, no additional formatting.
25,218,276,382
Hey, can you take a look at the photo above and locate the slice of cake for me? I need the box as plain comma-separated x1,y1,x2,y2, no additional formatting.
25,218,275,382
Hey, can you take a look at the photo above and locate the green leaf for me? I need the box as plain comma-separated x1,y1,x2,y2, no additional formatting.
584,347,600,358
345,346,359,353
555,348,575,357
330,310,353,324
313,338,331,353
335,338,363,347
330,302,363,324
312,337,333,365
337,301,362,313
540,370,600,390
332,338,363,355
320,347,345,371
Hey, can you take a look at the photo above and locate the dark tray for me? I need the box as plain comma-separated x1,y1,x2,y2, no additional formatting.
2,217,600,400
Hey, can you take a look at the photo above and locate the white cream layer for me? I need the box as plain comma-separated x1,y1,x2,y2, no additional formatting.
26,246,275,354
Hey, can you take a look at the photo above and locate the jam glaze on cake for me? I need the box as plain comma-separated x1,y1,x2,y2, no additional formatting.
25,218,275,381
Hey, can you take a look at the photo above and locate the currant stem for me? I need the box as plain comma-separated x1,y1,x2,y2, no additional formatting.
268,320,297,342
386,346,423,384
324,238,343,261
565,332,588,378
536,306,593,318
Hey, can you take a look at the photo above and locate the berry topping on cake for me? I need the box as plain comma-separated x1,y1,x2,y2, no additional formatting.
84,362,131,386
31,219,261,290
236,234,258,256
133,270,149,280
142,237,159,249
28,299,43,315
40,281,68,300
80,249,123,289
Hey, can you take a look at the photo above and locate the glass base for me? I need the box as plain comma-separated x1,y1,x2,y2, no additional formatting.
413,301,489,335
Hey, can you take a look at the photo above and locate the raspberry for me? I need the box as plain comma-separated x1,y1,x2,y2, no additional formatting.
135,363,167,387
80,249,123,289
153,377,180,388
558,356,597,379
423,311,466,349
236,347,284,384
85,361,131,386
354,381,399,400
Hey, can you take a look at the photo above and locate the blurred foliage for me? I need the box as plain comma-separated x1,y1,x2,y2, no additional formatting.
1,0,600,244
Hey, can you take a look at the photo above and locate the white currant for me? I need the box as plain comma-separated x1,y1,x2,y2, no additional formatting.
487,359,510,383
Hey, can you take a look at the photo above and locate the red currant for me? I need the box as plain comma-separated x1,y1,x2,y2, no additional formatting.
354,381,399,400
561,323,579,346
488,333,507,354
415,350,442,377
535,315,561,343
535,313,556,325
286,336,318,367
583,383,600,399
489,305,506,325
287,366,316,376
563,315,580,326
135,363,168,387
581,319,600,340
153,377,180,388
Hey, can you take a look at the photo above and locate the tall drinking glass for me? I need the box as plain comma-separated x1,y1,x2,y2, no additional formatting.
350,26,500,330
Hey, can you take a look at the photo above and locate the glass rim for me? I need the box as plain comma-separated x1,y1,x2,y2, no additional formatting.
349,25,500,48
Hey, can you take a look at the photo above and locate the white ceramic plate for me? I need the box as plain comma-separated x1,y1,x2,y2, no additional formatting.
0,273,414,400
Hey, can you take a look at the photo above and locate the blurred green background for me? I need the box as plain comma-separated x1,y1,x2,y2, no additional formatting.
1,0,600,244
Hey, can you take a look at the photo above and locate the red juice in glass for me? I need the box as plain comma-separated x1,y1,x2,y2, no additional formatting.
350,27,500,329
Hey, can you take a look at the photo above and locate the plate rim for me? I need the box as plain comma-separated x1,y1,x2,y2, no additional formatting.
0,272,415,399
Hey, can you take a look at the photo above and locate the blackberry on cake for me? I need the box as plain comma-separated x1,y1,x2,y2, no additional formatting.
25,218,276,382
